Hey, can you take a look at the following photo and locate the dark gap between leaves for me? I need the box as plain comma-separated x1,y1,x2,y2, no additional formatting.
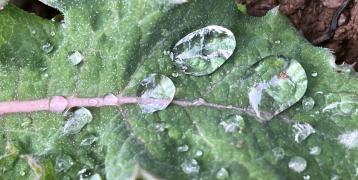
10,0,60,19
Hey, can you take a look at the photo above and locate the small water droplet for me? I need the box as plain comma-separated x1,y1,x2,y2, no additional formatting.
193,98,206,105
87,173,102,180
180,159,200,175
246,56,308,121
63,107,93,135
31,30,36,35
177,145,189,152
272,147,285,160
219,114,245,133
154,123,166,132
331,174,340,180
50,31,56,36
338,130,358,149
274,40,281,44
171,25,236,76
288,156,307,173
42,42,54,54
309,146,321,155
302,97,315,111
311,72,318,77
21,117,32,128
68,51,84,65
80,135,98,146
55,154,74,172
293,122,316,143
138,74,176,114
195,150,203,157
216,168,229,179
171,72,179,77
19,171,26,176
303,175,310,180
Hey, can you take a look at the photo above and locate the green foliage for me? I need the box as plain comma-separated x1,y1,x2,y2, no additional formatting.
1,0,357,179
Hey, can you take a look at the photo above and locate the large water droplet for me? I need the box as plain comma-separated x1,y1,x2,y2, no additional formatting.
288,156,307,173
309,146,321,155
216,168,229,179
170,25,236,76
219,114,245,133
138,74,176,114
68,51,84,65
55,154,74,172
63,107,93,135
177,145,189,152
245,56,307,121
302,97,315,111
42,42,54,54
181,159,200,175
293,122,316,143
80,135,98,146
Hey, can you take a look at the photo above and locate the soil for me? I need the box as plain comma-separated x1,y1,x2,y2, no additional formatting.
237,0,358,71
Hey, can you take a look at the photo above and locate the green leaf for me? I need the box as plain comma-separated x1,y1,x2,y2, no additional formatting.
1,1,357,179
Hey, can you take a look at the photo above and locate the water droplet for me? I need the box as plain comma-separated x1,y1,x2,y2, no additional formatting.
78,168,92,179
171,72,179,77
331,174,340,180
288,156,307,173
309,146,321,155
55,154,74,172
177,145,189,152
311,72,318,77
103,93,118,105
42,42,54,53
21,117,32,128
272,147,285,160
219,114,245,133
154,123,166,132
87,173,102,180
195,150,203,157
293,122,315,143
63,107,93,135
193,98,206,105
245,56,308,121
50,31,56,36
274,40,281,44
180,159,200,175
80,135,98,146
302,97,315,111
216,168,229,179
68,51,84,65
31,30,36,35
338,130,358,149
303,175,310,180
20,171,26,176
138,74,176,114
170,25,236,76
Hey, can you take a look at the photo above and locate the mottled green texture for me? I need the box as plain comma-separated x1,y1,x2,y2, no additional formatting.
0,1,358,180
